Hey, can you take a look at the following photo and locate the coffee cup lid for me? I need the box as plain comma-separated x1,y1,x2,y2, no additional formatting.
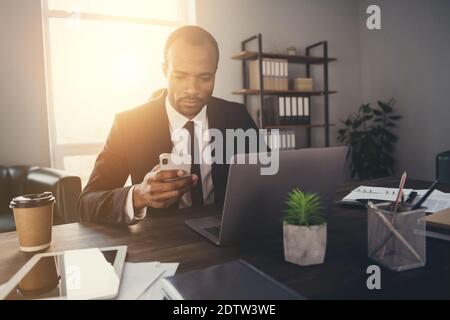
10,192,56,209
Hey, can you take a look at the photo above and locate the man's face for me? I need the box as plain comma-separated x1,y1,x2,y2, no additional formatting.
163,39,217,119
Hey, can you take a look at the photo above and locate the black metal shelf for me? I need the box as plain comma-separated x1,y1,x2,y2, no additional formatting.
232,89,337,96
232,50,336,64
234,33,335,148
263,124,335,129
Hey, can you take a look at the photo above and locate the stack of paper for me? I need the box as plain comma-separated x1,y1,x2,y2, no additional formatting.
415,189,450,213
139,263,178,300
115,262,179,300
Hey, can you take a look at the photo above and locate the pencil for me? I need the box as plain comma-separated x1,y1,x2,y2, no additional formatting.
380,172,407,259
393,172,407,214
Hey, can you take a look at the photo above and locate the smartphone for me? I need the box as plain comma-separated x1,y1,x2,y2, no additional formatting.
159,153,191,181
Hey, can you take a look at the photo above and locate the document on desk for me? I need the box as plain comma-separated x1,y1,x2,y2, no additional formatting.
342,186,413,203
341,186,450,213
0,282,6,295
415,189,450,213
139,263,179,300
116,262,165,300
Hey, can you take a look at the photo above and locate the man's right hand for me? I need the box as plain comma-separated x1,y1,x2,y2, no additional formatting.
132,165,198,210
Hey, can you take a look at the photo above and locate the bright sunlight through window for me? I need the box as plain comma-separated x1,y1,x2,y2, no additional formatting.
42,0,195,186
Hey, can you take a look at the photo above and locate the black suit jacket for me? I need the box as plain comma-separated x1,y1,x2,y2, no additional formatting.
77,91,258,224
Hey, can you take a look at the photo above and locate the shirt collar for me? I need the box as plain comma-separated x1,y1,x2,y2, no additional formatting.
165,95,207,131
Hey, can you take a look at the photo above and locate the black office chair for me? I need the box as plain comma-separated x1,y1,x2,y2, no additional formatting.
436,151,450,184
0,166,82,233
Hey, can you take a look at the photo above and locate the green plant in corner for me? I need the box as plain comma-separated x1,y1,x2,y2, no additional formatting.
284,188,325,227
337,99,402,180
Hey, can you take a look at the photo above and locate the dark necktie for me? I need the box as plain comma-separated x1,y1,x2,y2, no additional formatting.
184,121,203,207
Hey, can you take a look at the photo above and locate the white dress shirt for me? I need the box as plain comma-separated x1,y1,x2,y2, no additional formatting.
124,96,214,223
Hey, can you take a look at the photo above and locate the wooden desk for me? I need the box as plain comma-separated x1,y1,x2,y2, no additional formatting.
1,178,449,299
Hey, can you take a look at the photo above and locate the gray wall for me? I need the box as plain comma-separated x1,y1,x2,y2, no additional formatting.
358,0,450,180
197,0,362,148
0,0,51,167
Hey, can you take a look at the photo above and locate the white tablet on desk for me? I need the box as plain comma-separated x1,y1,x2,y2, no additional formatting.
0,246,126,300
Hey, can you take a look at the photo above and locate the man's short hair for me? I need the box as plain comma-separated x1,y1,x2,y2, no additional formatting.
164,25,219,66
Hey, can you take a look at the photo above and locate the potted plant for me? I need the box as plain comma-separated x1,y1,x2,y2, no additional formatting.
337,99,402,180
283,188,327,266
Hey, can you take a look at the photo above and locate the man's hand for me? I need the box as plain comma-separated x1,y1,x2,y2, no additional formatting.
132,165,198,209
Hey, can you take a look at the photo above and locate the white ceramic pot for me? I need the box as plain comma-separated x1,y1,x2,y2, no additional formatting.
283,222,327,266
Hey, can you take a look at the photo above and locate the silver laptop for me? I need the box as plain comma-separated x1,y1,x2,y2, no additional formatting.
185,147,347,246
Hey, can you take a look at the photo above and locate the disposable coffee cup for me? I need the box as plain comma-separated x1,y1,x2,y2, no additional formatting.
10,192,56,252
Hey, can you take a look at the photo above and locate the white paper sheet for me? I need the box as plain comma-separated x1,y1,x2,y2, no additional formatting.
342,187,450,213
343,186,413,202
138,263,179,300
0,282,6,295
415,189,450,213
115,262,164,300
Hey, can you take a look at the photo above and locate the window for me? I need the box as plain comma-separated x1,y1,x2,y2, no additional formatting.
42,0,195,186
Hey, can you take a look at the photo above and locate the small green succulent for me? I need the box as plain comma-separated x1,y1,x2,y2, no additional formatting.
284,188,326,227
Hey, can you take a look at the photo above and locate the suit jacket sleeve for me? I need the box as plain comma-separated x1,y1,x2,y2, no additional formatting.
77,114,132,225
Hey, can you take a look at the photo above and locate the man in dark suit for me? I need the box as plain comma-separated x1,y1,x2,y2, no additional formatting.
77,25,259,224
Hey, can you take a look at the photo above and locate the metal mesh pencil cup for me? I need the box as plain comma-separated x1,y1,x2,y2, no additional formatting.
367,202,426,271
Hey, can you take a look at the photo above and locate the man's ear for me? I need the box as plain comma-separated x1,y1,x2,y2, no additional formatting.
162,62,168,78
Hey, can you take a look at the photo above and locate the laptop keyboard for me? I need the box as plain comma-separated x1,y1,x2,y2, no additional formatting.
204,226,221,238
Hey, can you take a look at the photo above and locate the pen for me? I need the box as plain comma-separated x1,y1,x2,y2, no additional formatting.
405,191,418,204
411,179,440,210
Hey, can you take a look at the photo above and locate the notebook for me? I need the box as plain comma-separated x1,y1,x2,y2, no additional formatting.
161,260,305,300
422,208,450,242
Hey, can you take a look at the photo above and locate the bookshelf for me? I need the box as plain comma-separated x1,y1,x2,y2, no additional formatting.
232,34,337,148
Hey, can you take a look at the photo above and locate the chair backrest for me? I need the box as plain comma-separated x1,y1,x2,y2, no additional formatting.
0,166,37,217
437,151,450,184
25,167,81,224
0,166,11,216
0,166,81,225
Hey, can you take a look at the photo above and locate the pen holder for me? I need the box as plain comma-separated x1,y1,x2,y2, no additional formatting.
367,203,426,272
